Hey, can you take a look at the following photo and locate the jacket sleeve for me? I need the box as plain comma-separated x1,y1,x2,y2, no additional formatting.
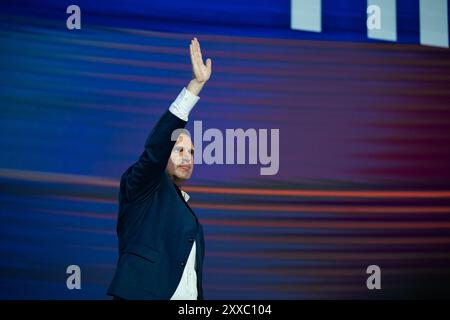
121,110,187,202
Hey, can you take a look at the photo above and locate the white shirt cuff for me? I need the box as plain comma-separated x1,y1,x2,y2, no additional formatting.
169,87,200,121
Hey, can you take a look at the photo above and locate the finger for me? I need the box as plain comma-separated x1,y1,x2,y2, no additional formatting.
192,38,199,56
191,38,196,54
192,41,199,61
190,43,195,66
194,38,201,62
196,40,204,63
191,44,200,74
191,42,201,74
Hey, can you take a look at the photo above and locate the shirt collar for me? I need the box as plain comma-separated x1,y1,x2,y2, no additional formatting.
180,189,190,202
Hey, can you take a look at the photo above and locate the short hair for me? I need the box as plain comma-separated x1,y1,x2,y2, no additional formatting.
171,128,191,142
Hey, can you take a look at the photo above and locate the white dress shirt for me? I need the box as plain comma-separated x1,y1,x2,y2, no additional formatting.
169,87,199,300
168,87,199,122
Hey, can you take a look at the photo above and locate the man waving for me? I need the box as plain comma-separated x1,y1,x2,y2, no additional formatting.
107,38,212,300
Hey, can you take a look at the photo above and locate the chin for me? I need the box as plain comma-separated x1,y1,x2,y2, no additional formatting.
175,172,192,181
179,174,192,181
177,169,192,179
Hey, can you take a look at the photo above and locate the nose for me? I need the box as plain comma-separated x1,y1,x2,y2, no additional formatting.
181,150,193,164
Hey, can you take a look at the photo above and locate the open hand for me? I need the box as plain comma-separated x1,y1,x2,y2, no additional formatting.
190,37,212,84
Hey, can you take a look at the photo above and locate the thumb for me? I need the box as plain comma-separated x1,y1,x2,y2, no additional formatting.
206,58,212,71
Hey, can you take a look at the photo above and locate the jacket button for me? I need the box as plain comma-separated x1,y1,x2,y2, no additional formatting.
180,261,186,266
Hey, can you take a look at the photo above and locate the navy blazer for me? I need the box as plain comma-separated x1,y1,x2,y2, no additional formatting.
107,110,205,300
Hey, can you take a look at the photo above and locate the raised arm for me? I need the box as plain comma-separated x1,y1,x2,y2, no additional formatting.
122,37,212,202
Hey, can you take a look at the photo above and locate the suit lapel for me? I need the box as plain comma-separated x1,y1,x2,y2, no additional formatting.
171,180,198,224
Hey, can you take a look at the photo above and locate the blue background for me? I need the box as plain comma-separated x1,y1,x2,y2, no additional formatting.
1,0,450,299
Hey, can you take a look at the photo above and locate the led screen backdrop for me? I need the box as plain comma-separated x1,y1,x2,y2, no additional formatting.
1,0,450,299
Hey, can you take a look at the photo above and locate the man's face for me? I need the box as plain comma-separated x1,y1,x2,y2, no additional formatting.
166,133,194,185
